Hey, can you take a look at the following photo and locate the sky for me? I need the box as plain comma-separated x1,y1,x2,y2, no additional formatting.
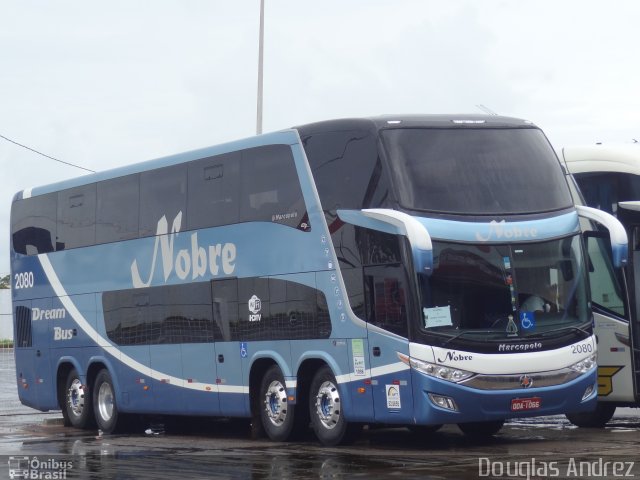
1,0,639,275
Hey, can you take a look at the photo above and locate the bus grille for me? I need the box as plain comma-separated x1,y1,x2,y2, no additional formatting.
14,306,32,348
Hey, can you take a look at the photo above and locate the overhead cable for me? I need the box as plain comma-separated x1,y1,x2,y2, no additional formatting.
0,133,95,173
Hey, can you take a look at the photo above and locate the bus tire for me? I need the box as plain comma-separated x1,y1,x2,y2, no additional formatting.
62,368,94,429
93,369,122,434
566,403,616,428
309,366,361,446
259,365,296,442
458,419,504,437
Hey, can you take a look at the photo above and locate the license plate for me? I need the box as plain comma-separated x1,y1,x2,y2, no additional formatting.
511,397,542,411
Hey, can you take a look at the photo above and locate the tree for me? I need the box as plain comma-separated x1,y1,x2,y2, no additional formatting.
0,274,9,289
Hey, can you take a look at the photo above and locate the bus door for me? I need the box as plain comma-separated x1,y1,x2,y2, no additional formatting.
364,264,414,423
336,208,432,423
211,278,247,417
154,282,219,416
579,206,637,403
174,341,219,415
618,202,640,399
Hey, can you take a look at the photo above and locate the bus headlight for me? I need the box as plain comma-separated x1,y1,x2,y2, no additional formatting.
408,356,474,383
569,354,597,374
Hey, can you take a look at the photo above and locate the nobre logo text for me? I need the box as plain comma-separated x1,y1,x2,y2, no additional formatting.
131,212,237,288
475,220,538,242
32,307,66,321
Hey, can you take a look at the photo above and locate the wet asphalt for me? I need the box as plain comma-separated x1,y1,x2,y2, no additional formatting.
1,349,638,479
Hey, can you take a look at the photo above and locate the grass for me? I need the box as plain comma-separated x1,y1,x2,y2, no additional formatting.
0,339,13,348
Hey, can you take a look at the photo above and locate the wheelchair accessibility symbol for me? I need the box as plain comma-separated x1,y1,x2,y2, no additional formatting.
240,342,248,358
519,312,536,331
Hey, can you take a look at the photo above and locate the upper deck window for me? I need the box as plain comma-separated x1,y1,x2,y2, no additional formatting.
239,145,306,229
301,129,391,216
11,192,57,255
381,127,573,215
141,164,186,236
57,184,96,250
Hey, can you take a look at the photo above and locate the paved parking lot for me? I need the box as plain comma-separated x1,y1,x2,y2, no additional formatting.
1,349,639,479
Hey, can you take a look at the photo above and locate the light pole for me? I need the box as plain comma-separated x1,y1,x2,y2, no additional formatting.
256,0,264,134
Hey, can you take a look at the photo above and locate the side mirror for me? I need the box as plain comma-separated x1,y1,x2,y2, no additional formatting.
337,208,433,275
576,205,628,268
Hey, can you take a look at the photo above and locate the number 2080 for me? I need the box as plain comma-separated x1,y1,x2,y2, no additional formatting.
571,343,593,354
14,271,34,289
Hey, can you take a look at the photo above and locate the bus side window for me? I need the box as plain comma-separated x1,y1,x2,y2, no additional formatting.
301,129,391,218
104,282,221,345
358,228,403,265
140,165,186,237
364,264,410,337
236,277,270,340
57,184,96,250
154,282,217,344
269,277,331,340
11,192,57,255
240,145,307,229
212,278,239,342
97,174,140,243
188,151,241,230
103,289,150,345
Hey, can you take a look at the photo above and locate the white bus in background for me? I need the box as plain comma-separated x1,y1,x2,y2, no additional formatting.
561,144,640,426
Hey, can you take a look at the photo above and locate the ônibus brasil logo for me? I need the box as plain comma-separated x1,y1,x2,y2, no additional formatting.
131,212,237,288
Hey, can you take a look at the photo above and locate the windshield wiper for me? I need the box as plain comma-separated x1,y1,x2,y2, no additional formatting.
441,329,495,347
524,324,591,339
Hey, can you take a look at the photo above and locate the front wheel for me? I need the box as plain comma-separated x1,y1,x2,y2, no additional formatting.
458,419,504,437
566,403,616,428
309,366,361,446
62,368,94,429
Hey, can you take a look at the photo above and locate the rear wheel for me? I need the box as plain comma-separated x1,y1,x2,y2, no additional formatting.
62,368,94,429
260,365,297,441
93,369,124,434
458,419,504,437
309,366,361,446
566,403,616,428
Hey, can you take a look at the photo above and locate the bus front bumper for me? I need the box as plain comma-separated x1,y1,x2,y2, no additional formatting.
411,368,597,426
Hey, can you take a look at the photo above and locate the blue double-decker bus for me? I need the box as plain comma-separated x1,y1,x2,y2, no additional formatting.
10,115,626,445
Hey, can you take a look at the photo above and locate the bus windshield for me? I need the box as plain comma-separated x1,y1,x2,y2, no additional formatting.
381,127,573,215
418,234,589,345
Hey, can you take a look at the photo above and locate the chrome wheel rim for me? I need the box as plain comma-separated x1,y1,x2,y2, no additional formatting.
67,378,85,418
315,380,340,430
97,381,114,422
264,380,288,427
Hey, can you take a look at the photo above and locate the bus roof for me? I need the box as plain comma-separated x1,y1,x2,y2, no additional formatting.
15,129,300,201
561,144,640,176
295,114,537,134
15,114,537,202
